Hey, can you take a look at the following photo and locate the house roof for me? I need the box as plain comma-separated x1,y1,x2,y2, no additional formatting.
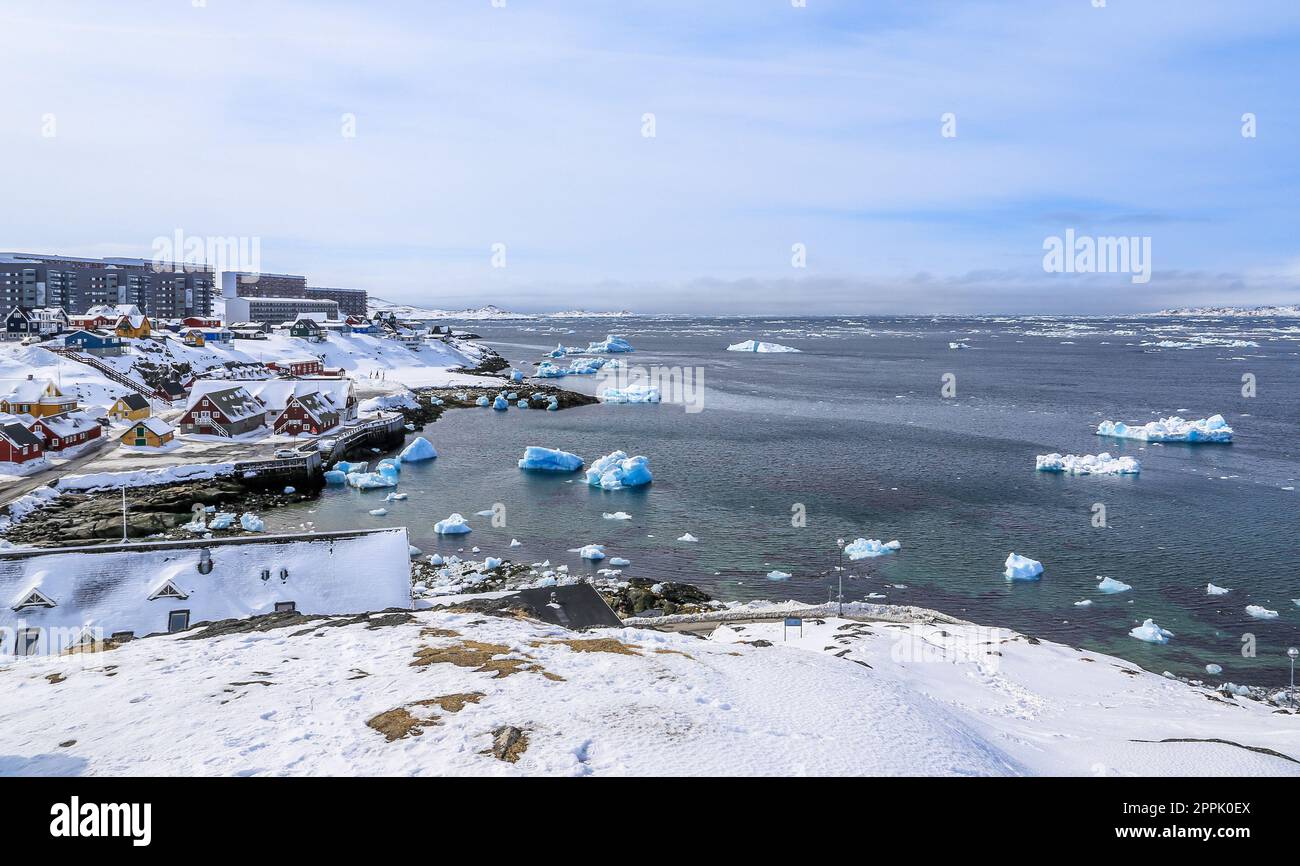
123,417,173,437
33,412,99,438
190,378,351,414
115,393,150,411
158,380,187,397
185,386,267,422
0,421,43,449
0,378,57,404
289,392,339,425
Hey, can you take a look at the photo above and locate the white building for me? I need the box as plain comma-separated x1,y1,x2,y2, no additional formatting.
0,528,412,656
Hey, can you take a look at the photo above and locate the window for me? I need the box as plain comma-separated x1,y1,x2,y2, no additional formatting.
149,580,189,601
11,588,56,611
15,628,40,657
274,601,296,613
167,610,190,633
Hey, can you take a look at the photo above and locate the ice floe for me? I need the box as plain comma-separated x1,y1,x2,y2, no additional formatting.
845,538,901,560
677,532,698,542
1206,583,1231,596
1246,605,1279,620
1096,414,1233,443
1003,553,1043,581
518,446,584,472
1097,576,1132,594
434,513,471,534
1036,453,1140,475
586,451,652,489
726,339,800,353
399,436,437,461
600,384,662,404
1130,619,1173,644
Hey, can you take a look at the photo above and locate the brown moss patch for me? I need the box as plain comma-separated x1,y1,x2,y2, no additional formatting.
411,639,553,679
366,692,487,742
653,648,694,660
531,638,641,656
419,628,462,639
485,725,529,763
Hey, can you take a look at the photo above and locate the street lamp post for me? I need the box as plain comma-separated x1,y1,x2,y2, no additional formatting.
836,538,846,617
1288,647,1298,689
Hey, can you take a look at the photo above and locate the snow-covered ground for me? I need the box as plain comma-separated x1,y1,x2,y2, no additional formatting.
0,606,1294,776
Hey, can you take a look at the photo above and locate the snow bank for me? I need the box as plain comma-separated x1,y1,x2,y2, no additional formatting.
845,538,901,560
517,446,583,472
1003,553,1043,581
600,384,661,404
434,513,472,534
399,436,437,462
360,391,420,413
1097,414,1234,443
585,451,652,490
1036,453,1140,475
54,463,235,493
1130,619,1173,644
726,339,800,353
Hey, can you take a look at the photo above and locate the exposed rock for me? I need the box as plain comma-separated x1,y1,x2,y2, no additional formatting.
487,725,529,763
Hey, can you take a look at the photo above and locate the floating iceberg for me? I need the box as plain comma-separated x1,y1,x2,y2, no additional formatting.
546,396,559,411
948,342,970,350
347,471,397,489
509,538,521,547
368,508,388,516
587,334,634,353
434,513,472,535
844,538,901,560
492,393,509,410
1074,599,1093,607
677,532,698,542
323,469,348,485
572,544,606,561
1097,576,1132,594
609,556,630,566
518,446,584,472
727,339,800,353
1130,618,1173,644
1206,583,1230,596
586,451,652,490
535,362,568,378
511,369,524,382
335,460,368,474
1003,553,1043,581
516,399,529,409
399,436,437,462
483,557,502,570
1246,605,1278,620
603,511,632,520
1035,453,1140,475
239,512,265,532
385,492,408,502
767,570,792,581
600,384,661,404
475,395,490,407
1096,414,1233,443
567,358,607,374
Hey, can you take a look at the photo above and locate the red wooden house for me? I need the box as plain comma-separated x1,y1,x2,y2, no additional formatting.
268,358,324,377
27,412,101,452
273,392,341,436
0,421,44,464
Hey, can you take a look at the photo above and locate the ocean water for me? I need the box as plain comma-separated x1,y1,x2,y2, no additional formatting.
266,315,1300,681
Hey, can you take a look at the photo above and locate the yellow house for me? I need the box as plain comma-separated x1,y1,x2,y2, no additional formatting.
119,417,175,448
114,312,152,339
107,393,152,422
0,376,77,418
181,328,205,347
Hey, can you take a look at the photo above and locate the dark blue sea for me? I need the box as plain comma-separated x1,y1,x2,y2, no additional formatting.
268,315,1300,681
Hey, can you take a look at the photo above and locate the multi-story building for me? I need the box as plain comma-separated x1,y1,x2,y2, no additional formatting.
223,295,339,324
0,253,214,318
303,286,367,316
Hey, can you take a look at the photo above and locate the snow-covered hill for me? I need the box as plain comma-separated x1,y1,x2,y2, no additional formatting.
2,606,1293,776
1153,304,1300,317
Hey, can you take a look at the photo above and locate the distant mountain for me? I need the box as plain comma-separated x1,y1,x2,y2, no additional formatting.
367,298,634,319
1153,304,1300,317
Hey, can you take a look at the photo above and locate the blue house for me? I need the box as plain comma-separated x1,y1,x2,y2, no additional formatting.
63,329,126,356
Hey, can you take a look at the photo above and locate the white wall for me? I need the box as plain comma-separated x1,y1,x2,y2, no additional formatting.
0,528,412,655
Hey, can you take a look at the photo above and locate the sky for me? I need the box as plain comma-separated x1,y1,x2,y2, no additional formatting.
2,0,1298,314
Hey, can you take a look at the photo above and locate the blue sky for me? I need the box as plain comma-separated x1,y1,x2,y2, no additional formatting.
2,0,1298,313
